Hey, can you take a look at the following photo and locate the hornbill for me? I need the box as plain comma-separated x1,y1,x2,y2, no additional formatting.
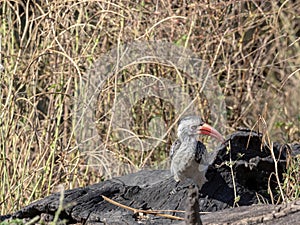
170,115,225,191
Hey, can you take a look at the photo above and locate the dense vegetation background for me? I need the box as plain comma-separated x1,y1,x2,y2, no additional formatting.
0,0,299,214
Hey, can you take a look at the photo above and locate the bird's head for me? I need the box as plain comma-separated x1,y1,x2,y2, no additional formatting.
177,115,225,143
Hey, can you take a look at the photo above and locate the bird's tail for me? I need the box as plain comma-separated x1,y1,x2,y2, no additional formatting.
198,150,217,172
195,170,207,188
197,150,218,188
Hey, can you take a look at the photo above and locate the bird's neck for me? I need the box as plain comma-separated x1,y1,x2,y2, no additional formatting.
179,135,198,144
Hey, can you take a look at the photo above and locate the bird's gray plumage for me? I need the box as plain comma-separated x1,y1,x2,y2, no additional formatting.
170,139,206,163
170,116,217,188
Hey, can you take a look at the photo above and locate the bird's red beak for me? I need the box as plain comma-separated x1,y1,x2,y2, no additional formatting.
198,123,225,143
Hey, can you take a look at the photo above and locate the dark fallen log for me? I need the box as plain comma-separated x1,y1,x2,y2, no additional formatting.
201,199,300,225
1,130,299,224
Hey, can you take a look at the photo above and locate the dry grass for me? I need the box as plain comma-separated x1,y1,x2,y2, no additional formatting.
0,0,299,214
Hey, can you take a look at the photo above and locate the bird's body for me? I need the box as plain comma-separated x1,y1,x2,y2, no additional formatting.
170,116,224,189
171,138,208,187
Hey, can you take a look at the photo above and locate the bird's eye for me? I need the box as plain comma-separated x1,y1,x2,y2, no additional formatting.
191,125,198,130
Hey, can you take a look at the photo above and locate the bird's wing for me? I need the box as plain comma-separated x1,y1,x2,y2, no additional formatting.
197,143,219,172
194,141,207,163
170,139,181,160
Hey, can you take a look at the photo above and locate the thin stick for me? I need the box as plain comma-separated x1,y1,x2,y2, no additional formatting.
101,195,184,220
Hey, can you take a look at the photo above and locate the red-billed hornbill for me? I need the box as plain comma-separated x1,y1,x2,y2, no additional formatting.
170,116,225,191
